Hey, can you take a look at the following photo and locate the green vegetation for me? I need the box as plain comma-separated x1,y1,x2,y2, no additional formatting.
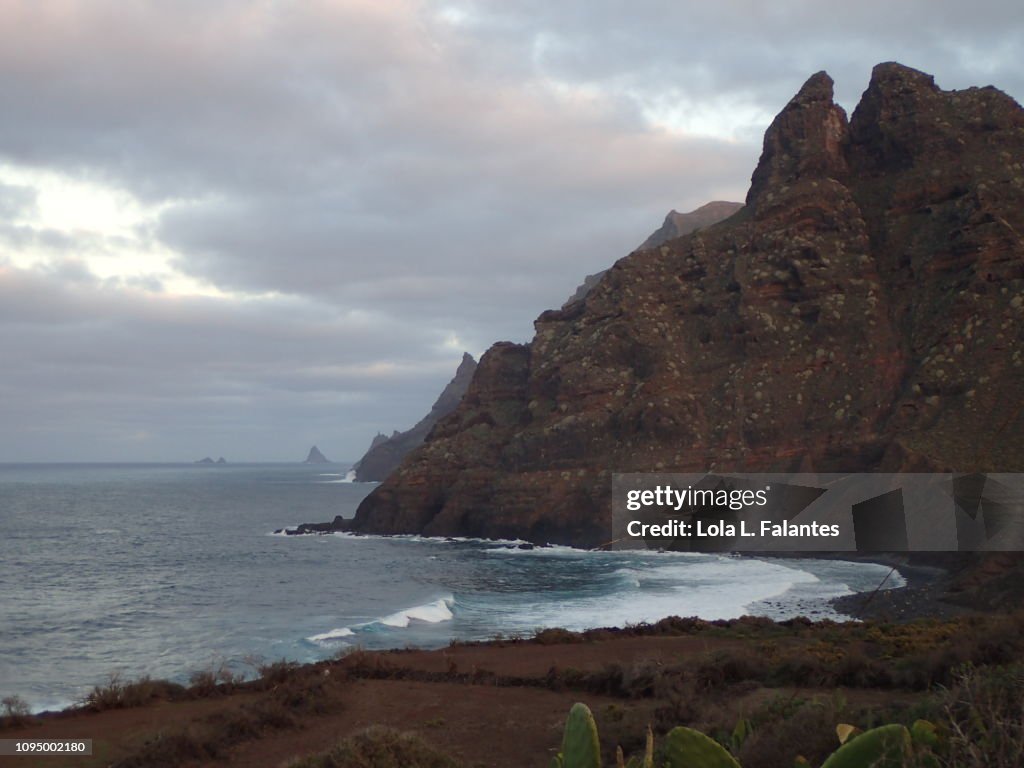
551,663,1024,767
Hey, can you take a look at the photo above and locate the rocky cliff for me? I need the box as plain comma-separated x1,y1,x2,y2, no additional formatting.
346,63,1024,546
637,200,745,251
353,352,478,481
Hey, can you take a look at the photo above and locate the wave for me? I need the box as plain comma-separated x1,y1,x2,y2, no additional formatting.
306,627,354,644
448,556,878,636
305,595,456,646
379,596,455,628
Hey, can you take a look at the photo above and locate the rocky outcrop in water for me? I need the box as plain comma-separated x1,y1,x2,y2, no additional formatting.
304,446,331,464
352,353,478,481
344,63,1024,546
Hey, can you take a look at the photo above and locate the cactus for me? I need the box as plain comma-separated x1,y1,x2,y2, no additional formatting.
552,702,934,768
663,726,741,768
820,724,911,768
729,718,752,754
910,719,938,749
560,702,602,768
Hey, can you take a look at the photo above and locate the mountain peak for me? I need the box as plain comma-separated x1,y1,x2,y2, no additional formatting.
867,61,938,93
746,69,849,211
794,70,835,102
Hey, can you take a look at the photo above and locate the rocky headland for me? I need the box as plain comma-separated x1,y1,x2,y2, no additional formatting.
333,63,1023,549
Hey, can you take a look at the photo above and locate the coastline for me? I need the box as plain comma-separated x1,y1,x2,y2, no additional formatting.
6,608,1022,768
756,552,978,623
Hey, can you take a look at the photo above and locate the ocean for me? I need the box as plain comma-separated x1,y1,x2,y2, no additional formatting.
0,463,902,713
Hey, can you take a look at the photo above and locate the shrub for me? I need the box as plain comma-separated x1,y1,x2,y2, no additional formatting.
287,726,463,768
941,663,1024,768
0,695,31,728
84,673,187,711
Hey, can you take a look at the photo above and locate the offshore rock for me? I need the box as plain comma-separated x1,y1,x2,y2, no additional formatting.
303,445,331,464
348,63,1024,547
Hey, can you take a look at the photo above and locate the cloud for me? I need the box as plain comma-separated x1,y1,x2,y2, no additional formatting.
0,0,1020,460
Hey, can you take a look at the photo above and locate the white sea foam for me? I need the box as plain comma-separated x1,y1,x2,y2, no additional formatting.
307,595,456,645
482,542,581,556
379,596,455,628
325,531,534,548
454,557,843,634
307,627,355,644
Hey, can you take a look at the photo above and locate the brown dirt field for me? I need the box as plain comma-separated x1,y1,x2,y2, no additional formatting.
1,625,941,768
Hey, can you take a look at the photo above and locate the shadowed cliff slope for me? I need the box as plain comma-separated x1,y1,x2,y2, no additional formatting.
348,63,1024,546
564,201,744,306
353,353,477,481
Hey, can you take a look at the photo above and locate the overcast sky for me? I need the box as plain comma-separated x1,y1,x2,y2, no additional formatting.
1,1,1021,462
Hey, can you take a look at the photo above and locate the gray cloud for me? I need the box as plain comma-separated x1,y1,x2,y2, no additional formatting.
0,0,1021,460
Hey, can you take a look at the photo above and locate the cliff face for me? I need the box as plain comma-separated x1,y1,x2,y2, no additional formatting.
353,353,478,481
350,63,1024,546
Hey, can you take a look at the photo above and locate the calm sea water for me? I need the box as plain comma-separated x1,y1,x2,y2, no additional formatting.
0,463,902,712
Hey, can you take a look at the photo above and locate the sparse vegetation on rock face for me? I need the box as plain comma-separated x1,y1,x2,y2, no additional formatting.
349,62,1024,547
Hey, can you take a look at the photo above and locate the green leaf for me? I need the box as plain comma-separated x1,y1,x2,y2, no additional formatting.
821,724,911,768
663,727,741,768
561,703,602,768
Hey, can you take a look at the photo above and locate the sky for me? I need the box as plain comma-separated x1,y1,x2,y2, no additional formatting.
1,0,1021,462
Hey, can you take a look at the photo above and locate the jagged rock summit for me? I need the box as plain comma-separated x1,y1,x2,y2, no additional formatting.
340,63,1024,546
304,446,330,464
352,353,478,481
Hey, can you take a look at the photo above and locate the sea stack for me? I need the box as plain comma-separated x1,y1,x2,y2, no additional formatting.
304,446,331,464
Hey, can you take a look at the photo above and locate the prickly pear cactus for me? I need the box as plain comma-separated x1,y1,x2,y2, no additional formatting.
663,726,741,768
820,724,911,768
561,702,602,768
